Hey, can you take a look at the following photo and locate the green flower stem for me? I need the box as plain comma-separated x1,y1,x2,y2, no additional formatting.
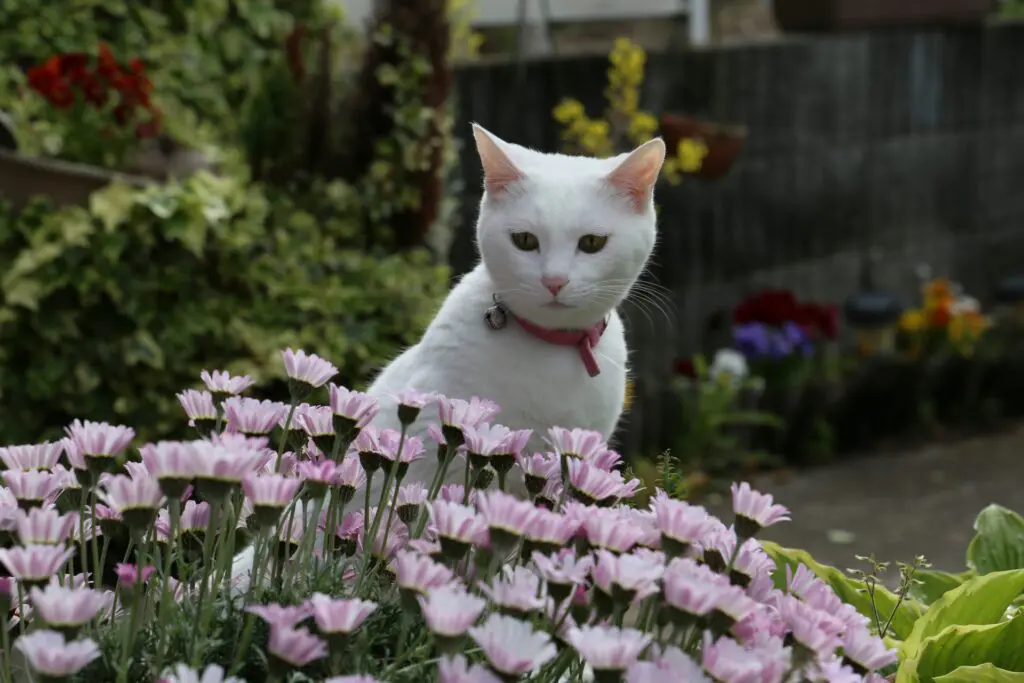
378,428,408,558
0,618,12,683
197,500,239,659
77,506,89,578
189,501,223,665
89,491,102,589
289,497,325,585
412,445,452,539
354,445,402,595
98,534,112,579
154,498,182,673
117,530,153,683
275,399,299,472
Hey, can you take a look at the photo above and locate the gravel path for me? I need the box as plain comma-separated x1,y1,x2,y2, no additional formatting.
703,426,1024,576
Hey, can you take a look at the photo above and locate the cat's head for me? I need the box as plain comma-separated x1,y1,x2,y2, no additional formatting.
472,124,665,329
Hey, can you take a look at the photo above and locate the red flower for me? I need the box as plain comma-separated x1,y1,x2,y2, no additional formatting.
112,103,133,127
673,357,697,378
734,289,799,327
818,303,839,339
26,56,62,95
96,43,121,81
82,75,108,107
47,82,75,109
792,302,839,340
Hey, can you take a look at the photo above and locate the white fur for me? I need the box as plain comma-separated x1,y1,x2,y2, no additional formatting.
230,127,664,590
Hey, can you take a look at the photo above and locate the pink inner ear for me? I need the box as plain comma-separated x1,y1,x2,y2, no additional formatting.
607,141,665,213
474,126,524,196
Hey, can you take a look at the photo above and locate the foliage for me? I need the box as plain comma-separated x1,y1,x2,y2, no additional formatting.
0,367,899,683
19,45,161,168
0,176,448,445
670,351,782,486
551,37,707,183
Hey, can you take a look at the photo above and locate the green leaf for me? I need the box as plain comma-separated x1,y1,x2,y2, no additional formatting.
902,570,1024,661
935,664,1024,683
761,541,925,640
911,569,973,605
967,505,1024,574
914,616,1024,682
89,180,137,233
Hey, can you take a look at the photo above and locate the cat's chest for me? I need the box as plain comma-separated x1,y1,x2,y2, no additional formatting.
417,314,628,437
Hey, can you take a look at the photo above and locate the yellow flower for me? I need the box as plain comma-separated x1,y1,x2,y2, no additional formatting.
628,112,658,145
553,98,586,124
678,138,708,173
899,309,926,333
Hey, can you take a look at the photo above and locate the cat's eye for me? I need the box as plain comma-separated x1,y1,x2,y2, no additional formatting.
511,231,540,252
577,234,609,254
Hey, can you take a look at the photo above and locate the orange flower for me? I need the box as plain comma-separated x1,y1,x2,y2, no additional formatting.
929,302,951,329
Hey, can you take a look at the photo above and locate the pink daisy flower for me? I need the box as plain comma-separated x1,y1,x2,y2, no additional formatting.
468,614,557,678
324,677,381,683
358,517,409,562
437,655,502,683
567,459,638,504
64,419,135,458
567,625,652,674
296,405,335,439
428,500,487,557
223,397,290,436
247,602,314,629
395,482,429,524
591,549,663,606
438,484,475,505
140,441,200,495
98,473,165,529
29,582,109,630
731,481,790,539
515,451,559,496
16,507,77,545
463,423,531,472
474,489,538,552
160,662,246,683
546,426,606,461
0,544,75,585
281,348,338,389
479,566,547,615
200,369,256,396
417,583,486,638
192,441,267,494
3,469,61,507
177,389,218,428
242,473,301,527
437,396,500,443
702,633,780,683
393,388,436,425
307,594,377,637
329,384,379,430
14,629,100,678
842,625,897,673
650,492,714,556
0,442,64,471
777,593,843,657
267,625,328,669
583,510,646,554
392,550,455,596
115,563,156,588
530,549,593,602
523,507,580,553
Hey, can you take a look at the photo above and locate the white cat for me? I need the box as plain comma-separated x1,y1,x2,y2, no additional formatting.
230,125,665,588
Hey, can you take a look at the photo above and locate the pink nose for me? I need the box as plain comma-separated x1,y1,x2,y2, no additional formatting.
541,276,569,296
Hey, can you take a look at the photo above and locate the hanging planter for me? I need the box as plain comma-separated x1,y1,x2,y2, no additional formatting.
772,0,994,32
0,148,153,211
659,113,747,181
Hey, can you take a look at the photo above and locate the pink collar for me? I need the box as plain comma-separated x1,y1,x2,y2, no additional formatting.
510,311,608,377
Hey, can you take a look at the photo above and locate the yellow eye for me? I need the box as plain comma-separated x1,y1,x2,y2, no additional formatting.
511,231,540,251
578,234,608,254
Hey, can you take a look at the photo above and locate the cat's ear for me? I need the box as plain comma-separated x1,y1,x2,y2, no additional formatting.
472,123,525,196
606,138,666,213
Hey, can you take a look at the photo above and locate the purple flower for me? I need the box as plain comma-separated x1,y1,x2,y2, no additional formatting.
223,397,290,436
650,493,714,556
329,385,379,429
474,489,538,546
3,469,61,506
733,322,772,358
479,566,547,615
547,426,607,462
437,655,502,683
115,563,156,587
392,550,455,596
0,544,75,584
591,548,663,604
64,419,135,458
178,389,217,425
437,396,500,438
16,507,77,545
842,624,897,673
140,441,200,486
160,663,246,683
781,320,815,357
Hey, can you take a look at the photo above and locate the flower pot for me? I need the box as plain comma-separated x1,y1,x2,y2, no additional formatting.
772,0,993,32
659,113,747,182
0,149,153,211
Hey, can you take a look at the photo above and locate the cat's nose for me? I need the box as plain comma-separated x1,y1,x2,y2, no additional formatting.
541,275,569,296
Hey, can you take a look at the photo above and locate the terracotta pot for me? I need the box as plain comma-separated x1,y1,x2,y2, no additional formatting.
772,0,993,32
0,149,153,211
659,113,747,181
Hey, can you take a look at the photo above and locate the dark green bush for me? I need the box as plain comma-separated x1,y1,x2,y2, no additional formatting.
0,175,448,445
